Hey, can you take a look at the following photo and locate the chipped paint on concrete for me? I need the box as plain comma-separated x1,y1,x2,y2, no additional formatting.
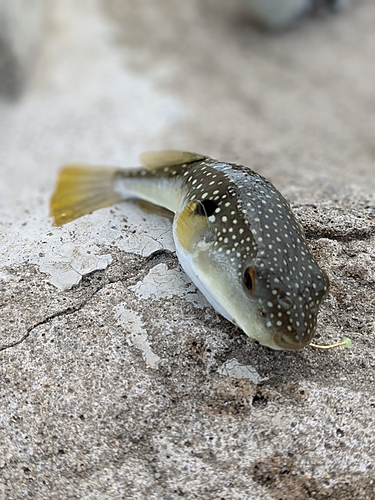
128,263,210,308
1,206,175,281
114,302,161,369
217,358,268,384
29,243,112,290
84,207,175,257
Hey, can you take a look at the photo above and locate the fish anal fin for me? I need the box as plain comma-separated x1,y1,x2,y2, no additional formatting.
140,150,206,171
136,200,174,219
174,200,211,252
50,164,122,226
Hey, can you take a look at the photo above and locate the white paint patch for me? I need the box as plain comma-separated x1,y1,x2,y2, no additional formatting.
128,263,210,309
0,206,175,275
29,243,112,290
114,303,161,369
217,358,268,384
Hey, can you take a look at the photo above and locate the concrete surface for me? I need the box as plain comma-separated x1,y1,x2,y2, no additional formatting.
0,0,375,498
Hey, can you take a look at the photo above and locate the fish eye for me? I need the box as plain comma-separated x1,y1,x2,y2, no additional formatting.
244,267,256,292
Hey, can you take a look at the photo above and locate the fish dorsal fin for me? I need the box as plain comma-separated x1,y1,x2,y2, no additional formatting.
140,150,206,171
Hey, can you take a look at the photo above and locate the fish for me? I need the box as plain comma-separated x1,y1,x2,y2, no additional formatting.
50,150,329,351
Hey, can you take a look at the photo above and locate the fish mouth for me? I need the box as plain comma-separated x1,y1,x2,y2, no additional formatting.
273,331,311,351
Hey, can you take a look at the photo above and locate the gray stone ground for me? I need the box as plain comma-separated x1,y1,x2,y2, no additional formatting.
1,1,375,499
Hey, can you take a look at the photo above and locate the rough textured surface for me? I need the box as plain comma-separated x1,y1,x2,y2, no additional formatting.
1,1,375,499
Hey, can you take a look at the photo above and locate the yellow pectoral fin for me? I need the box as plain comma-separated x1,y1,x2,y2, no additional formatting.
140,150,206,171
50,164,122,226
175,201,211,252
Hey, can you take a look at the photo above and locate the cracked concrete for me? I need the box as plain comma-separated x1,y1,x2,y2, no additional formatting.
1,0,375,499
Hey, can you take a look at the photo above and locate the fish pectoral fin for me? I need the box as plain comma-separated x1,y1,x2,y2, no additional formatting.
140,150,206,171
50,164,122,226
174,200,212,252
136,200,174,219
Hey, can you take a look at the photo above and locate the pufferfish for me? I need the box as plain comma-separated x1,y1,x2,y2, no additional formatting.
50,150,329,351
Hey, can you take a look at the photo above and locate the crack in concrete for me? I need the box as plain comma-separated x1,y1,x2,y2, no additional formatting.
0,276,124,352
0,249,175,353
0,305,86,352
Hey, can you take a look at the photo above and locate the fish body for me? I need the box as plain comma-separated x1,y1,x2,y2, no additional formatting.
51,151,329,350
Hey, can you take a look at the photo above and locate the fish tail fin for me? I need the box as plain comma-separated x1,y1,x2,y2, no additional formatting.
50,164,122,226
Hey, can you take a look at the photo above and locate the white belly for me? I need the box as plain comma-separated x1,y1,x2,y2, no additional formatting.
173,234,233,323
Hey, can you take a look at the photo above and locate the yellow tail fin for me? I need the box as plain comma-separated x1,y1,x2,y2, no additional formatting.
50,164,122,226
